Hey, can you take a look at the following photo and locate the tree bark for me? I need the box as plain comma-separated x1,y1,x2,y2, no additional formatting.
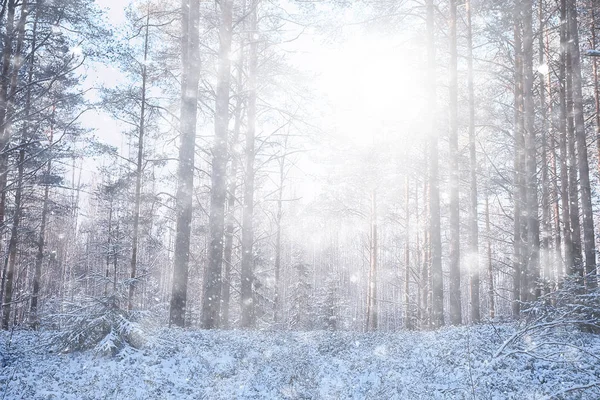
1,96,27,330
273,136,288,324
523,0,540,301
566,0,596,288
169,0,200,327
366,190,378,331
0,1,16,237
448,0,462,326
404,176,412,329
201,0,234,329
240,0,257,328
538,0,551,292
558,0,573,279
427,0,443,329
28,15,47,327
128,9,150,312
593,8,600,180
512,0,526,317
221,64,244,329
466,0,480,324
485,191,495,319
566,51,583,278
1,0,29,329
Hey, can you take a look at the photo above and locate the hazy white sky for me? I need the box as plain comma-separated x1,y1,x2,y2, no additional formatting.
75,0,426,207
95,0,127,25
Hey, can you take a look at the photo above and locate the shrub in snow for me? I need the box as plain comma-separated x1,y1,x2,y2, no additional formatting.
288,262,315,330
49,294,149,355
495,275,600,362
522,275,600,333
315,274,341,330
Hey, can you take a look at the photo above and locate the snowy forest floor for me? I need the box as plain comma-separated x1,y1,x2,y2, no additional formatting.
1,323,599,399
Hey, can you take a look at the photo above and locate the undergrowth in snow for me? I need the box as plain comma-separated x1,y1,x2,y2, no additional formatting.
0,324,599,399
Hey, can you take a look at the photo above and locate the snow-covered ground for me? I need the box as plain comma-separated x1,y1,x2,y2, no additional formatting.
1,324,599,399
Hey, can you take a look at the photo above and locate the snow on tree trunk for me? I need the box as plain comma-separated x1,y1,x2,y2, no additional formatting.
169,0,200,328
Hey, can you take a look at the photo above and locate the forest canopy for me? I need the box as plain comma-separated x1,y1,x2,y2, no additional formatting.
0,0,598,337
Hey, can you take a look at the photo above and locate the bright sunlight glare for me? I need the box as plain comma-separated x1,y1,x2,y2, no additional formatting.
319,35,428,147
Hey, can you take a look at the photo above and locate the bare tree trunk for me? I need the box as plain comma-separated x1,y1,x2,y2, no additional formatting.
128,9,150,312
273,136,288,324
0,0,17,240
485,191,495,319
240,0,257,328
593,8,600,180
523,0,540,301
404,176,412,329
447,0,462,326
0,0,27,313
546,26,563,283
566,53,583,278
567,0,596,288
466,0,480,324
415,176,422,325
512,0,525,317
113,219,119,294
28,16,47,327
427,0,443,329
1,104,26,331
104,200,113,296
169,0,200,327
538,0,551,293
558,0,573,278
1,1,30,329
30,157,51,327
201,0,234,329
221,70,244,329
366,190,378,331
421,170,430,328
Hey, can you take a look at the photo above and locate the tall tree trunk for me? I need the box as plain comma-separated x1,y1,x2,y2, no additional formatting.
523,0,540,301
485,191,495,319
420,157,430,328
567,0,596,287
0,0,16,241
427,0,443,329
169,0,200,327
0,0,27,235
466,0,480,324
128,9,150,312
221,70,244,329
447,0,462,326
273,136,287,324
566,51,583,278
538,0,551,292
104,200,113,296
1,103,26,331
28,15,47,327
546,26,563,283
201,0,234,329
1,0,29,329
366,190,378,331
113,219,119,294
240,0,257,328
30,151,51,328
404,176,412,329
415,176,422,325
558,0,573,278
512,0,526,317
593,8,600,180
0,0,27,312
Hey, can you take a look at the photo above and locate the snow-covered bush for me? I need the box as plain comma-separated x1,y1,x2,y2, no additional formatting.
48,294,149,355
522,275,600,333
288,262,315,330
